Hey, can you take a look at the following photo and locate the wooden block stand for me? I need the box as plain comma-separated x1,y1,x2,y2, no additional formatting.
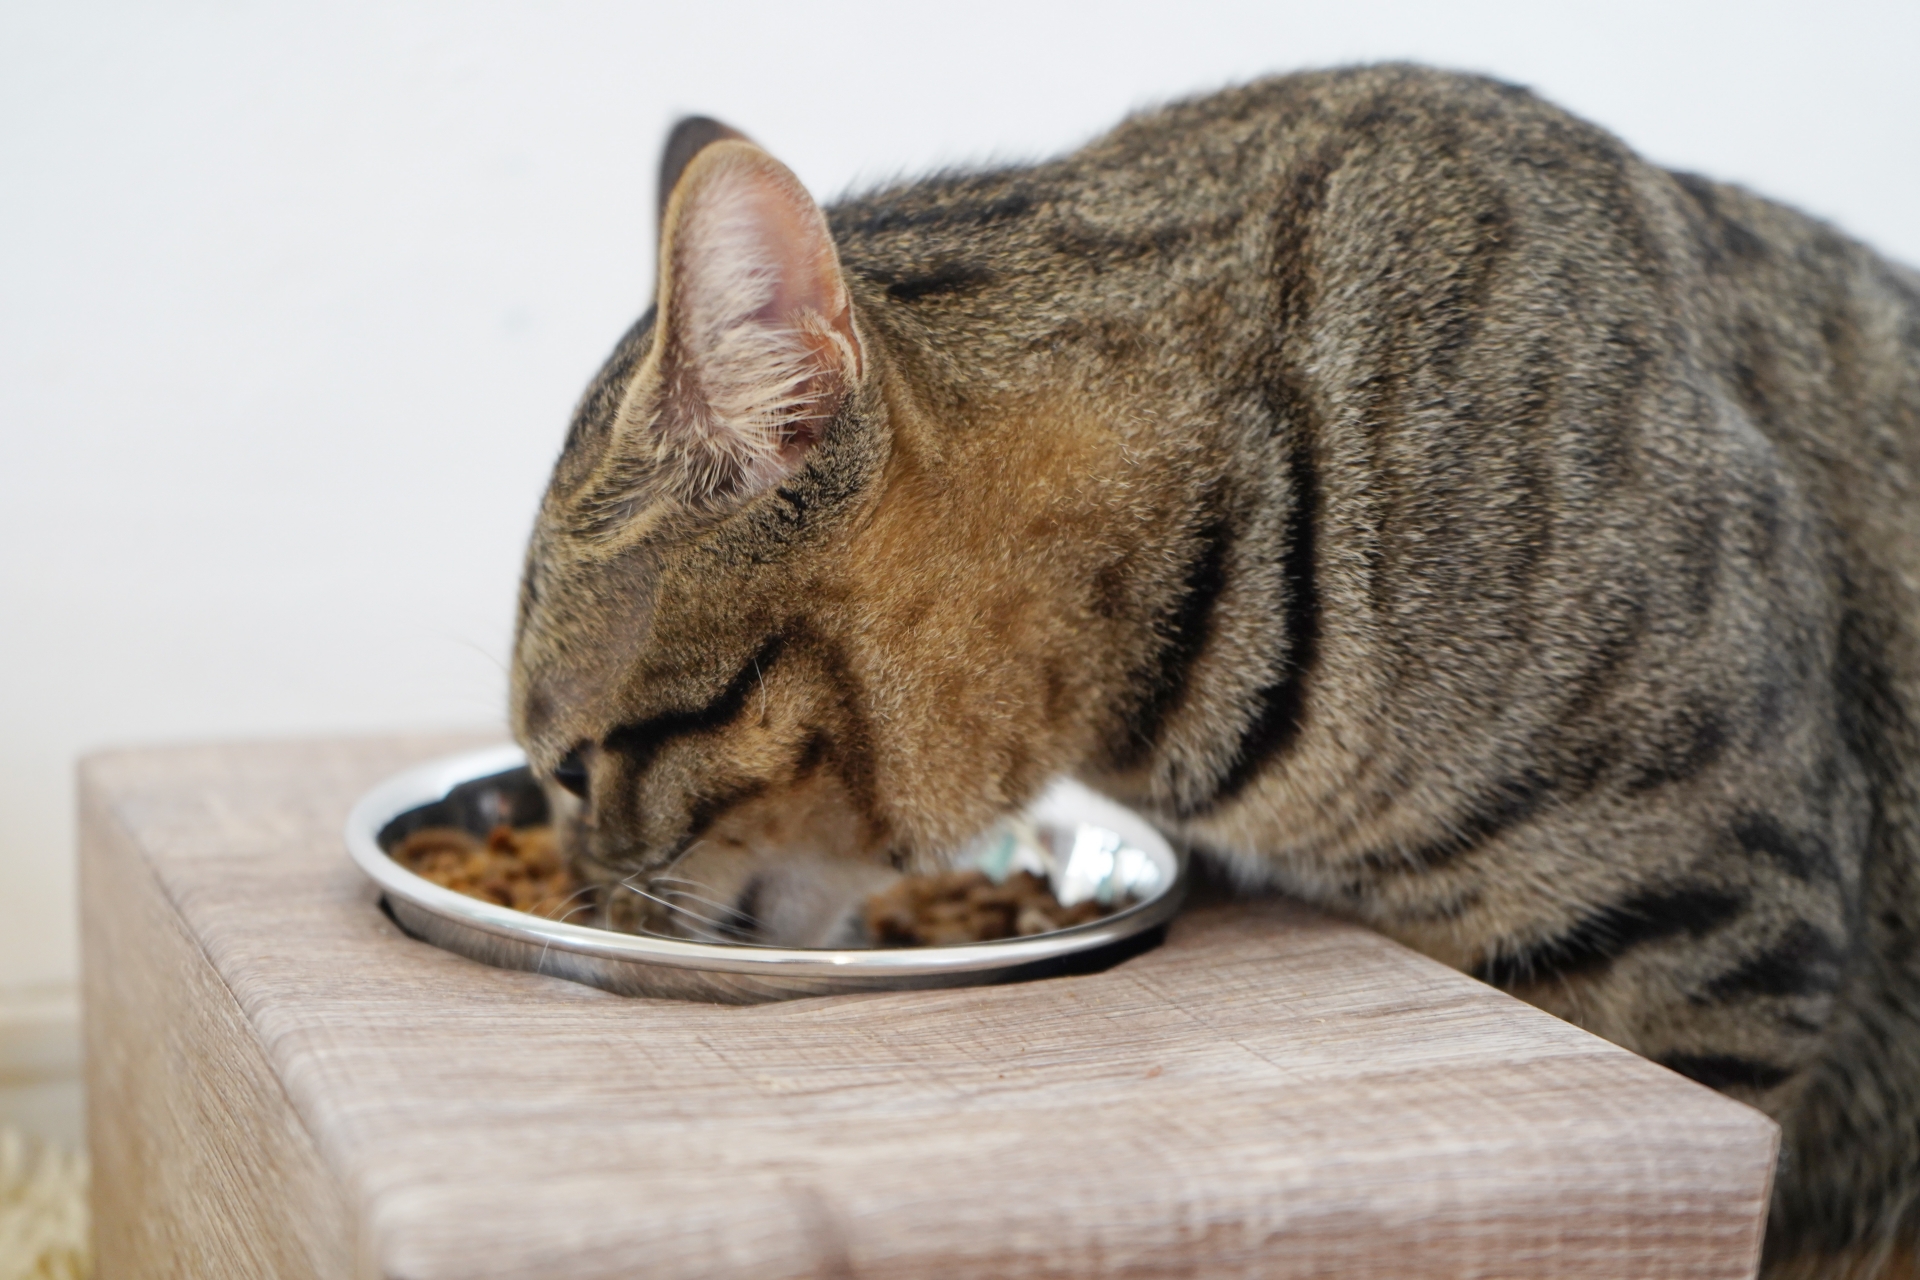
81,735,1777,1278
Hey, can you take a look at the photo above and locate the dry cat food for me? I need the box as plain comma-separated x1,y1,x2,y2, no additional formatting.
394,825,1122,944
392,824,579,919
865,869,1118,946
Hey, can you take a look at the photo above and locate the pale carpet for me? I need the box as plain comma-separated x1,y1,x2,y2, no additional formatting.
0,1129,87,1280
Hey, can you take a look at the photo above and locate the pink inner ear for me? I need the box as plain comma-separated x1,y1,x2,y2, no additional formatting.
733,165,863,384
668,142,861,380
740,174,848,333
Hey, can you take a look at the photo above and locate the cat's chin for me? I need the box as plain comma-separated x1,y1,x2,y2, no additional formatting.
610,845,903,949
723,855,904,949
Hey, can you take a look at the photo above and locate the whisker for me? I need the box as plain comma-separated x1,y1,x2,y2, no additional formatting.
614,881,739,942
650,880,760,928
632,911,734,945
655,838,715,882
654,884,746,911
543,884,600,915
529,883,608,969
632,921,731,944
614,879,706,918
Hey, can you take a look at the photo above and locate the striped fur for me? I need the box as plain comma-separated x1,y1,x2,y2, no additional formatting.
511,67,1920,1273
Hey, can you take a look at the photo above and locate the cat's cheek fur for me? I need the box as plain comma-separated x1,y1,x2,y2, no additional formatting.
822,392,1191,853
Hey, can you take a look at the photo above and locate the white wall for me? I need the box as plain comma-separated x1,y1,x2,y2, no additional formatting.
3,0,1916,993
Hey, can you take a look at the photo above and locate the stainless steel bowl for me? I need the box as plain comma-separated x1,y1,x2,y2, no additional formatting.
346,745,1188,1003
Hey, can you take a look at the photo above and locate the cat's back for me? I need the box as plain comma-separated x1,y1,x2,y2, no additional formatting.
832,66,1897,415
834,63,1920,627
1661,170,1920,624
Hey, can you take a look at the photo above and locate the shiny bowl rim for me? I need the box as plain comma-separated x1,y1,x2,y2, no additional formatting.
346,744,1188,980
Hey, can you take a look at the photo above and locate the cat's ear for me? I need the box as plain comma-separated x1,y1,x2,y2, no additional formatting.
656,116,748,228
647,137,862,506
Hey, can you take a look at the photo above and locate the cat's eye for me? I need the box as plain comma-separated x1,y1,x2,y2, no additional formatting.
552,749,589,799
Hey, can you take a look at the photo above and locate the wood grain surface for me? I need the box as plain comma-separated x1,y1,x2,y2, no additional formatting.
81,735,1778,1279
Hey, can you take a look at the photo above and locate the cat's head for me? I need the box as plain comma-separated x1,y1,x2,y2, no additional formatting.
510,122,1145,942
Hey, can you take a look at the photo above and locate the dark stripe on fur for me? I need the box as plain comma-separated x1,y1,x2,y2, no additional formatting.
1395,770,1556,870
602,633,786,775
1198,429,1319,811
872,262,996,302
684,778,770,843
783,624,888,844
1672,172,1771,267
1113,515,1234,768
793,730,830,777
1658,1053,1792,1092
1557,591,1652,724
1178,153,1343,816
1474,884,1748,988
1701,920,1843,1002
1623,698,1730,793
1731,811,1838,882
1048,214,1245,271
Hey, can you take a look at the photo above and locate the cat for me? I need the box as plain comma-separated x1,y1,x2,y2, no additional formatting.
508,64,1920,1277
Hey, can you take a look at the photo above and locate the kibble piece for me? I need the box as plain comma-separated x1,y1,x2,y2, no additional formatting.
864,867,1128,946
393,824,580,921
393,825,1124,945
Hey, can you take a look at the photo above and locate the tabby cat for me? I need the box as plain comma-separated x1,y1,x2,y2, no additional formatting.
509,65,1920,1276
